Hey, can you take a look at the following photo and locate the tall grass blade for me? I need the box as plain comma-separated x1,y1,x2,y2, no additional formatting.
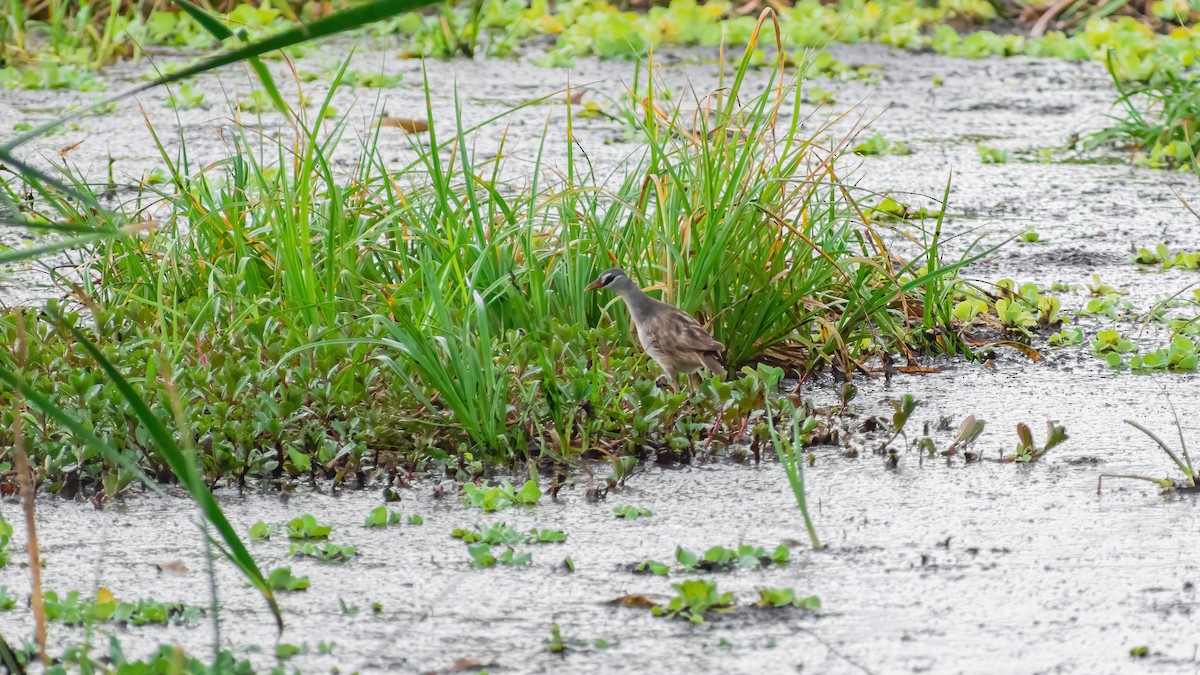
766,402,821,550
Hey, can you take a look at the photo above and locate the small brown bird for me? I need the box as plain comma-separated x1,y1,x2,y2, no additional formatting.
587,268,725,387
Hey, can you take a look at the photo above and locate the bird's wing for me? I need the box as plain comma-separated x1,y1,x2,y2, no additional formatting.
645,306,724,354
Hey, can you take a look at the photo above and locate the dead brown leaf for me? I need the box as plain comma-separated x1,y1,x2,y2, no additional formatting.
610,594,656,608
380,117,429,133
155,560,189,576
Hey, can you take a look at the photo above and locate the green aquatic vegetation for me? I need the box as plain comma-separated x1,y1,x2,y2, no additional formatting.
48,641,255,674
977,144,1009,164
1131,243,1200,269
1037,296,1062,327
288,542,358,563
452,523,566,545
166,82,207,110
547,624,612,653
462,480,542,511
0,63,103,91
2,32,979,491
613,505,652,520
342,69,403,88
880,394,919,453
277,643,303,659
634,560,671,576
803,84,836,104
1002,421,1068,463
651,579,735,624
755,588,821,610
287,514,332,540
994,298,1037,336
853,131,910,156
239,88,306,114
1077,296,1123,320
41,590,199,626
364,505,404,527
1087,275,1127,297
248,520,278,541
866,196,943,221
940,415,987,458
1092,328,1138,368
0,515,10,568
363,505,421,528
1088,63,1200,171
673,544,790,573
1019,231,1042,243
0,586,14,611
267,567,310,592
466,542,532,567
1131,336,1199,372
1048,328,1084,347
953,297,989,325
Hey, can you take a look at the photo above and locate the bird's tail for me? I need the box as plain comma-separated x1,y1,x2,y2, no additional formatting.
701,352,725,376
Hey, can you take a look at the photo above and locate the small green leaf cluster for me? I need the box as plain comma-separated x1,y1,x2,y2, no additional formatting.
364,505,423,528
1005,421,1068,463
613,505,652,520
452,522,566,545
976,145,1009,164
41,590,199,626
853,132,910,157
267,567,310,592
461,480,542,511
287,514,332,540
466,542,532,568
1131,336,1198,372
651,580,735,624
641,544,790,575
287,542,358,564
1131,243,1200,270
755,588,821,610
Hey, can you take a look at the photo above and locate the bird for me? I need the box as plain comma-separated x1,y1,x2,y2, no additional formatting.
586,268,725,388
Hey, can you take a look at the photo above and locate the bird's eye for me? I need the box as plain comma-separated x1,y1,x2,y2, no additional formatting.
602,274,612,285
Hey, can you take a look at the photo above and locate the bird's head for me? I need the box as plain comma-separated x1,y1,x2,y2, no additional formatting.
586,268,628,292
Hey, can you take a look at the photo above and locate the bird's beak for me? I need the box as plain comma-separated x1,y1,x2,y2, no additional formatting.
585,279,604,291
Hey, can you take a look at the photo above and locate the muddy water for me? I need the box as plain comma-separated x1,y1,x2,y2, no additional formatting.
2,38,1200,674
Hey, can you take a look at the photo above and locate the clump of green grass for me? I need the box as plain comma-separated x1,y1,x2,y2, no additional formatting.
1,25,984,487
1087,55,1200,171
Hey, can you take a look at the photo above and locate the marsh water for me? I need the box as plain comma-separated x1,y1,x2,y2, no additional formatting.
2,40,1200,673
